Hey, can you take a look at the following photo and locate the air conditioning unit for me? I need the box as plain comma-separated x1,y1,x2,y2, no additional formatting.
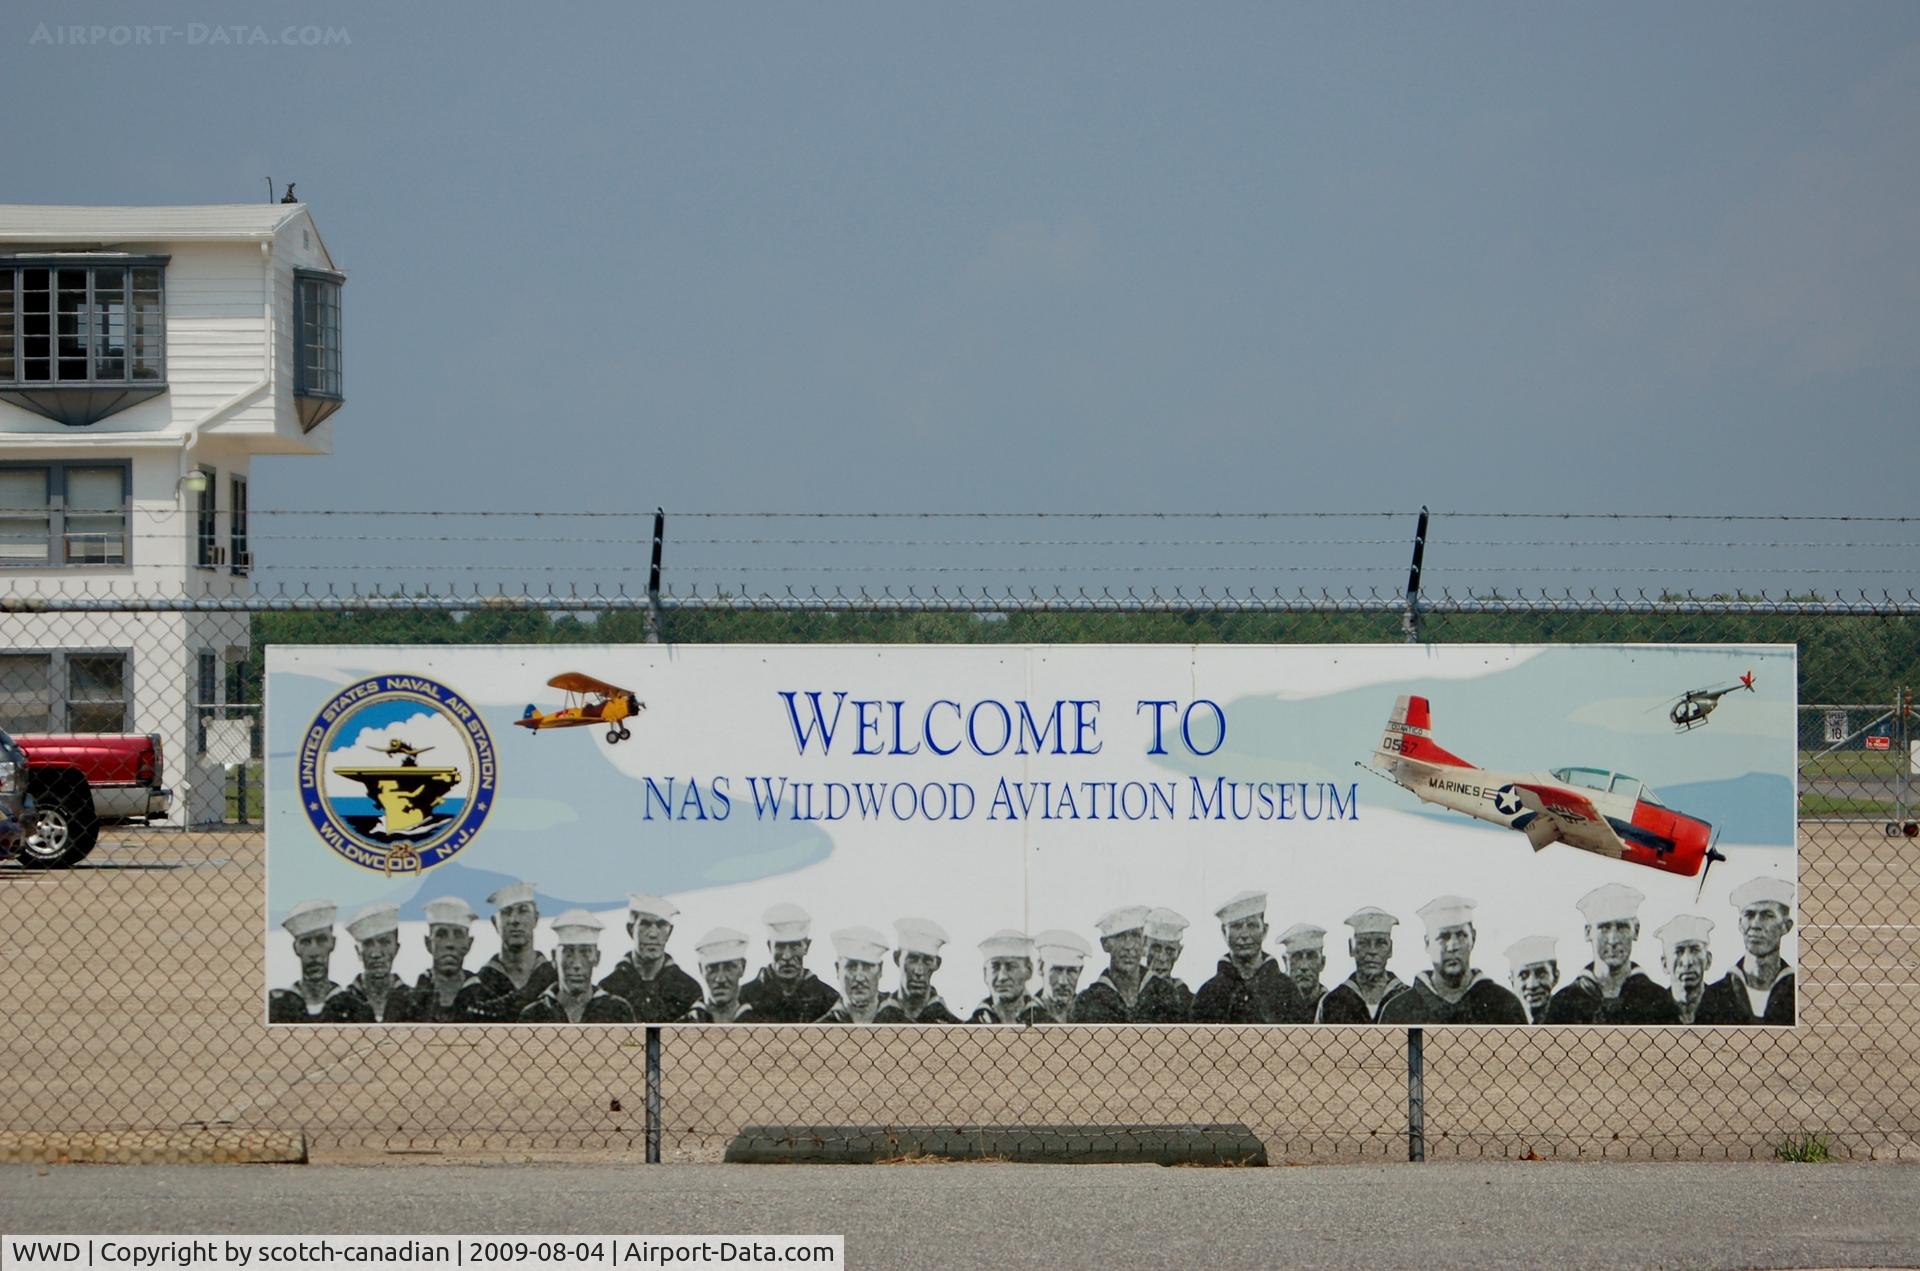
232,550,253,573
202,545,226,567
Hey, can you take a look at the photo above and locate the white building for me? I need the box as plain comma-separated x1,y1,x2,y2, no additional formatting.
0,203,343,823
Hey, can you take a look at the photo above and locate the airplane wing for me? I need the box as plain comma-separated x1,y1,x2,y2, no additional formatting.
526,714,598,729
1510,782,1629,857
547,671,629,696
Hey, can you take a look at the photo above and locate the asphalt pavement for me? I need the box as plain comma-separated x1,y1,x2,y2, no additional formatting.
3,1161,1918,1270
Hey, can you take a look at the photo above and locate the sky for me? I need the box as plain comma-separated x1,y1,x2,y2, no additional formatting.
6,2,1920,591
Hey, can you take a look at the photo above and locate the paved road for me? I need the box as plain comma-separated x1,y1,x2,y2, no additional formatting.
4,1161,1918,1270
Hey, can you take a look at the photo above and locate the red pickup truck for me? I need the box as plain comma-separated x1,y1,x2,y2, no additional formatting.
10,732,171,868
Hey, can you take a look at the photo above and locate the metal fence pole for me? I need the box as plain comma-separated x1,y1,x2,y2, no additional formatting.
1407,1027,1426,1162
644,1025,663,1163
646,507,666,646
1404,506,1429,1161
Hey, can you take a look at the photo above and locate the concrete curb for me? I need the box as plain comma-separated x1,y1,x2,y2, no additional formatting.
0,1130,307,1165
725,1123,1267,1166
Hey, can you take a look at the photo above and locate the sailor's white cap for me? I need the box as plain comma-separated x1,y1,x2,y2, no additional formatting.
423,896,478,929
1654,914,1716,949
550,909,605,946
1416,895,1478,934
1094,905,1151,938
626,893,680,921
830,926,890,965
282,899,337,938
1504,935,1558,970
1144,908,1190,943
1276,923,1327,953
1345,906,1399,936
486,880,537,909
979,929,1035,961
1576,882,1646,926
894,917,949,957
1033,929,1092,969
762,902,813,942
345,903,400,943
1730,877,1795,913
694,927,750,967
1214,890,1267,924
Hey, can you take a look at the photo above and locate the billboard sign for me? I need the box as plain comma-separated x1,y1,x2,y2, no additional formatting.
266,644,1798,1028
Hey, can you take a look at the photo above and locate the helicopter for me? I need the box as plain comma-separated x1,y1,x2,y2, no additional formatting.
1665,671,1755,732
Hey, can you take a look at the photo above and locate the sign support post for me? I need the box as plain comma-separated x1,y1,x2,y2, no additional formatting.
1404,506,1429,1162
645,1024,663,1163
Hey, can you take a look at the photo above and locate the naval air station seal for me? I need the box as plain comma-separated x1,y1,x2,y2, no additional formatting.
298,674,497,874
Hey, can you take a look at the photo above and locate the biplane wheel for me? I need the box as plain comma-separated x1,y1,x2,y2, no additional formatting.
607,728,621,744
617,725,631,740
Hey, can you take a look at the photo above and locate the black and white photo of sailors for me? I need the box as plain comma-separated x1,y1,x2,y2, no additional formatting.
969,930,1040,1024
520,910,635,1023
268,899,345,1022
1377,896,1527,1024
818,927,890,1023
1030,930,1091,1023
1543,883,1679,1024
1655,916,1713,1024
1696,876,1795,1025
1503,935,1559,1025
266,872,1796,1026
737,904,840,1023
1193,891,1307,1023
1316,908,1410,1023
687,928,754,1023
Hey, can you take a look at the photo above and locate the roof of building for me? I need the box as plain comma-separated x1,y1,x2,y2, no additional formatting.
0,203,308,244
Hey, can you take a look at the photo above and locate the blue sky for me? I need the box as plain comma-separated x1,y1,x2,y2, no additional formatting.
8,3,1919,560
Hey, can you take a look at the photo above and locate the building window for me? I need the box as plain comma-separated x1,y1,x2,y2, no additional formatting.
0,650,129,733
194,465,218,569
0,461,129,566
196,649,218,753
293,269,344,431
229,474,249,575
0,257,167,425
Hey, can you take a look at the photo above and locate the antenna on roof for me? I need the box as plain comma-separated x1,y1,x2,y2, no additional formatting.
281,182,298,204
265,177,275,203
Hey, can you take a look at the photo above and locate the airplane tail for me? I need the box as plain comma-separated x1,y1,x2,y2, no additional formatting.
1739,670,1756,692
1375,695,1472,774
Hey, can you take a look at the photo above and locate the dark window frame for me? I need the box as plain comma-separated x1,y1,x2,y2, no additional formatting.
229,473,249,576
293,268,344,400
0,254,169,387
0,459,132,568
193,464,219,570
0,647,132,734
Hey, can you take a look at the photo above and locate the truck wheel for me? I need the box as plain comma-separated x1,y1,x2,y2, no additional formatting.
21,783,99,869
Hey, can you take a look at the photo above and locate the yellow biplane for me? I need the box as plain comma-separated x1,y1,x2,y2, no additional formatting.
515,672,645,744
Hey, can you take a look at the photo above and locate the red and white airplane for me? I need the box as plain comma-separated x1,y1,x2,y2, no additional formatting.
1370,695,1724,879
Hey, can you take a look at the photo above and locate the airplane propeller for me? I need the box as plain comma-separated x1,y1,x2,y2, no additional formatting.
1694,826,1727,904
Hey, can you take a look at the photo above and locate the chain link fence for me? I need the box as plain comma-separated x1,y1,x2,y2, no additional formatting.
2,582,1917,1162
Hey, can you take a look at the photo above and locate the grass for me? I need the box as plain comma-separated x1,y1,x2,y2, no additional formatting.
1774,1133,1831,1163
1798,748,1910,779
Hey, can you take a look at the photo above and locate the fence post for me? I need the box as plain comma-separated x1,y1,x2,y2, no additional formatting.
1407,1026,1426,1162
645,1024,663,1163
1404,506,1429,1160
645,508,665,645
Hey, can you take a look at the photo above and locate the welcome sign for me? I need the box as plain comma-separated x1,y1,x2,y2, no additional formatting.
265,644,1797,1028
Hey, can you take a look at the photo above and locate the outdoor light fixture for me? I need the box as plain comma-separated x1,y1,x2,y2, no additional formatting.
178,470,211,496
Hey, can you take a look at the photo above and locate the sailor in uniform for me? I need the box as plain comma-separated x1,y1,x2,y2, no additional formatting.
1315,907,1411,1024
519,909,635,1023
1072,905,1151,1023
877,917,961,1023
268,899,349,1023
1654,914,1715,1025
1544,883,1679,1024
738,903,840,1023
1503,935,1559,1025
1696,877,1795,1026
471,880,556,1022
968,929,1040,1024
1192,891,1306,1024
816,926,891,1023
408,896,489,1023
598,893,703,1023
1133,908,1194,1023
1028,930,1092,1023
684,928,756,1023
1277,923,1329,1020
1378,895,1527,1025
324,903,416,1023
